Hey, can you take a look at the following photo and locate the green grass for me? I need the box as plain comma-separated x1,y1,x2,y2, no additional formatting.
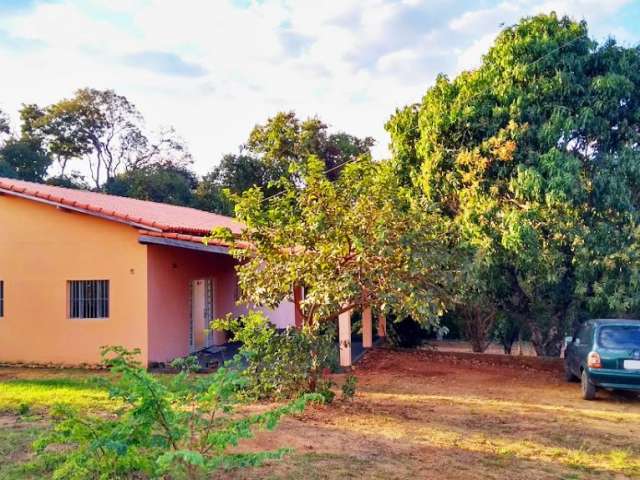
0,377,114,414
0,375,116,479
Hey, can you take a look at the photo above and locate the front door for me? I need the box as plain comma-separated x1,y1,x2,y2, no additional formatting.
190,278,214,352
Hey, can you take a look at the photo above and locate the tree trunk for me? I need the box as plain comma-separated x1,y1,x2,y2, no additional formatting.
462,305,496,354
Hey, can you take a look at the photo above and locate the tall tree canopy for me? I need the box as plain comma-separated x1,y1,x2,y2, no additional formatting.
197,112,375,214
386,13,640,355
0,139,51,182
21,88,191,188
0,106,52,182
104,164,198,207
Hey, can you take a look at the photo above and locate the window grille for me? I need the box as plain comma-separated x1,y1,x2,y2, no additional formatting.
69,280,109,319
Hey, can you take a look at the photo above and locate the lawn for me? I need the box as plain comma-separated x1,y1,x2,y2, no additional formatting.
1,349,639,479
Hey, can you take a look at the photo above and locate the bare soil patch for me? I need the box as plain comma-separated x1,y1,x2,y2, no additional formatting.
227,348,640,480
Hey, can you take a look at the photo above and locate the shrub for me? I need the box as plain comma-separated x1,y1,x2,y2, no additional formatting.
214,311,338,400
32,346,321,480
341,375,357,401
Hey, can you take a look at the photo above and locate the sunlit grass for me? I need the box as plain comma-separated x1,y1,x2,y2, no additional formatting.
0,378,114,414
331,410,640,476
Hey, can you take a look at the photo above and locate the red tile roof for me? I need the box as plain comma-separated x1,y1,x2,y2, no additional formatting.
0,177,244,236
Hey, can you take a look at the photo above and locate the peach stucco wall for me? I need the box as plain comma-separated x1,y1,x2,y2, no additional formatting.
0,195,148,366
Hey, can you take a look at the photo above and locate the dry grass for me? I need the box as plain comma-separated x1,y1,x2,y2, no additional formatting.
227,349,640,480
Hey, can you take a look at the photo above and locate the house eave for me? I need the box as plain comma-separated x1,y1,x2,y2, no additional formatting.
138,235,231,255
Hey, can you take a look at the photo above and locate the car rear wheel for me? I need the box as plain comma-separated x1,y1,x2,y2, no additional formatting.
581,369,596,400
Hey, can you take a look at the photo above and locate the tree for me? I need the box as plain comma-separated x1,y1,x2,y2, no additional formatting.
210,156,457,328
0,108,10,137
25,89,191,188
247,111,374,183
194,154,266,214
19,102,91,179
386,13,640,356
199,112,374,215
0,138,51,182
104,164,198,206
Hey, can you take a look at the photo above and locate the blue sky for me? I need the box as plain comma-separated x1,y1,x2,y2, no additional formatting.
0,0,638,175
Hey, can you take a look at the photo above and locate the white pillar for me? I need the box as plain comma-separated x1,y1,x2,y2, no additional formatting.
362,306,373,348
378,313,387,338
338,309,352,367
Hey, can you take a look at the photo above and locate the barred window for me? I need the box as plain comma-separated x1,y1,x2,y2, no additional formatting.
0,281,4,317
69,280,109,319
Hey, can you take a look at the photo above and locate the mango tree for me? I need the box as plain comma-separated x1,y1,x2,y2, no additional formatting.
386,13,640,355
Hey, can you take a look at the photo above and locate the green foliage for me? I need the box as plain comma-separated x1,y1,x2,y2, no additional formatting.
341,375,357,401
214,311,338,400
21,89,191,188
0,108,10,136
246,111,374,183
0,138,51,182
32,345,321,479
104,164,198,206
387,13,640,356
212,155,457,330
197,112,374,214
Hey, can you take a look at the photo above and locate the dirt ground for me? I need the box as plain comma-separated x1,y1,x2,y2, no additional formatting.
1,348,639,479
227,348,640,480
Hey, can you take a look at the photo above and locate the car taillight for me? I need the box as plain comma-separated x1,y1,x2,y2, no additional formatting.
588,351,602,369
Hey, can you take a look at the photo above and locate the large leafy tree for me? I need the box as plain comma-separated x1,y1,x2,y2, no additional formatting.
387,13,640,355
247,111,374,183
194,154,266,214
104,164,198,206
0,106,52,181
211,156,457,328
0,108,10,137
23,89,191,188
0,139,51,182
198,112,375,214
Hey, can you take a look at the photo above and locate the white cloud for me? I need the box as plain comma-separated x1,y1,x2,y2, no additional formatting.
0,0,636,176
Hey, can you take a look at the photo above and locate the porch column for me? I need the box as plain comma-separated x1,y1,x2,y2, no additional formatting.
362,306,373,348
338,309,352,367
377,313,387,338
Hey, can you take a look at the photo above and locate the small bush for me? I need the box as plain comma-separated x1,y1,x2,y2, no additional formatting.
32,346,321,480
214,311,338,400
341,375,357,401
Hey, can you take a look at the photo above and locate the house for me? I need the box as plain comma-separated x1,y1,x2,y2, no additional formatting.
0,177,296,367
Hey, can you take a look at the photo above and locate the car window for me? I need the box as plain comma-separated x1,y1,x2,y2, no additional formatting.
598,326,640,349
576,325,592,346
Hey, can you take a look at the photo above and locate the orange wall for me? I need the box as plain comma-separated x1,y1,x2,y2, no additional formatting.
147,245,239,363
0,195,149,366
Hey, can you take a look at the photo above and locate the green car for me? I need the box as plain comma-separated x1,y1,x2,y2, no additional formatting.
564,319,640,400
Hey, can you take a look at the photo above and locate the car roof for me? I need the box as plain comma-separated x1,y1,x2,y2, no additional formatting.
589,319,640,327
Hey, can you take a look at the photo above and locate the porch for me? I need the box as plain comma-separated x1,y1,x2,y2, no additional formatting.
140,235,295,365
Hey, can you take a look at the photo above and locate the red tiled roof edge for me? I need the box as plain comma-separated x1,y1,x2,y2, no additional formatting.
0,179,240,236
138,230,251,250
